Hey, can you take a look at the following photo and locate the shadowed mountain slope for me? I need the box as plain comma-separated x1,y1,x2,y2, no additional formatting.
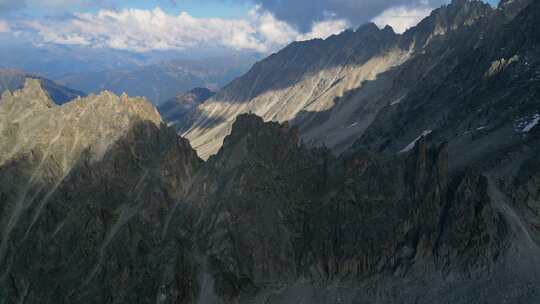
181,113,540,303
159,87,215,127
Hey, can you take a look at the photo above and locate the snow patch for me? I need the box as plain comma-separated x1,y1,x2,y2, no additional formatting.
399,130,432,153
390,95,406,106
517,114,540,133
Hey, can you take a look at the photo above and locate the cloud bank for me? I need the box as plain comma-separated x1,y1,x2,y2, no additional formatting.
23,6,348,53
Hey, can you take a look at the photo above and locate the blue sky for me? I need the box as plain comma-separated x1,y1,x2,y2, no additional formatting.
81,1,252,19
123,1,252,19
1,0,251,19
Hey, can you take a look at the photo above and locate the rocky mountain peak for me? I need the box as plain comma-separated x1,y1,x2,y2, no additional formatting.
0,78,166,166
0,77,202,303
9,78,56,109
225,113,301,148
86,89,163,127
403,0,493,48
206,114,303,171
355,22,383,34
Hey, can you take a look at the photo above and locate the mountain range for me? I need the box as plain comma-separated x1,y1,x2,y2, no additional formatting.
0,42,258,106
56,56,258,105
0,43,151,79
0,0,539,303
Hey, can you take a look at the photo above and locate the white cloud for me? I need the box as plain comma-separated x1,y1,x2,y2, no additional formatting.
250,6,299,46
23,6,348,53
0,20,10,32
372,4,433,33
298,19,349,41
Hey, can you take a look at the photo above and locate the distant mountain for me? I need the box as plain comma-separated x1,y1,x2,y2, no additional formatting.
0,68,84,104
158,87,215,126
56,56,258,105
0,43,150,78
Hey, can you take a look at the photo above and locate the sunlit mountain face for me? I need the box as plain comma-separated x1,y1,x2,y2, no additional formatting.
1,1,539,304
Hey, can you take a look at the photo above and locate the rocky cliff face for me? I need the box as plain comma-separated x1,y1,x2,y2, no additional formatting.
0,79,201,303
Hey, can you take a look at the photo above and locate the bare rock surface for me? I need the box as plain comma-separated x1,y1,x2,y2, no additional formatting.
0,79,201,303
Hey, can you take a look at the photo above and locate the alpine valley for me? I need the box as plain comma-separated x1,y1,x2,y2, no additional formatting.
0,0,539,303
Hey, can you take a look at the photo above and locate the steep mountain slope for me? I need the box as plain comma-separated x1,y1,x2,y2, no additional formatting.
183,114,540,303
350,0,540,262
57,56,256,105
0,79,201,303
159,87,215,126
180,0,495,159
0,69,84,105
354,0,540,170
